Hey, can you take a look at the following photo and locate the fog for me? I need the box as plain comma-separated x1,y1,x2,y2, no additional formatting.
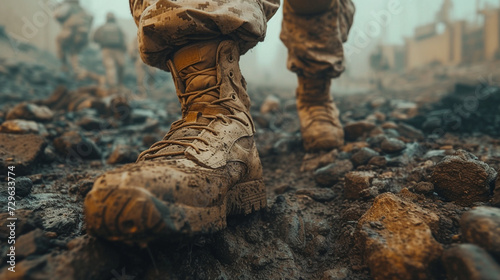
1,0,499,88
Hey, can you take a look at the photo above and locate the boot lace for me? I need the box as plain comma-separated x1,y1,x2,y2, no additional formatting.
137,67,249,161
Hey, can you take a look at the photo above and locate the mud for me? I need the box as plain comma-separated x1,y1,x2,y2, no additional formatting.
1,38,500,280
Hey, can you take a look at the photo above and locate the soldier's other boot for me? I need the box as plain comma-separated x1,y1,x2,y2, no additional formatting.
84,40,266,244
296,76,344,151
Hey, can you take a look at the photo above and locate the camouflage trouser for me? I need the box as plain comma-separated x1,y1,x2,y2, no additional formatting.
129,0,354,78
281,0,355,79
56,27,86,73
102,48,126,87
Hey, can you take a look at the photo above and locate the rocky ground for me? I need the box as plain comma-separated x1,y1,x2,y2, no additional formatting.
1,38,500,279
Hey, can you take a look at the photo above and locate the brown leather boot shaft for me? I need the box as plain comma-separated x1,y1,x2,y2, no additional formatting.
296,76,344,151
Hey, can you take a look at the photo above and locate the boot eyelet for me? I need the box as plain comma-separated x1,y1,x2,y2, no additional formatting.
228,71,234,78
228,55,234,62
231,94,237,100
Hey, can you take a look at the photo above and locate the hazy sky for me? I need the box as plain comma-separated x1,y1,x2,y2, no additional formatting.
84,0,500,68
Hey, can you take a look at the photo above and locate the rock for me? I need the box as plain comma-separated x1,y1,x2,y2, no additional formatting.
351,147,379,166
367,134,387,147
16,229,51,259
380,138,406,154
344,171,376,199
414,182,434,195
0,210,38,240
384,128,400,138
270,196,306,250
0,236,123,280
423,150,446,162
273,136,302,154
460,207,500,257
107,145,139,165
296,188,336,202
69,180,94,197
442,244,500,280
6,103,54,122
314,160,353,186
53,131,101,160
431,150,497,206
322,267,351,280
367,156,387,167
76,115,107,131
260,95,281,114
0,119,40,134
213,231,247,264
494,174,500,207
381,121,398,129
397,123,424,141
344,121,376,141
300,150,338,172
41,208,78,234
341,141,370,153
0,133,46,174
16,177,33,197
357,193,442,280
390,100,418,119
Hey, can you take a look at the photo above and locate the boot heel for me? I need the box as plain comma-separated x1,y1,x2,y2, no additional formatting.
227,180,267,215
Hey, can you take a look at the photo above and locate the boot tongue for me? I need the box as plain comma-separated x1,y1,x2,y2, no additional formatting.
174,41,220,107
148,41,223,159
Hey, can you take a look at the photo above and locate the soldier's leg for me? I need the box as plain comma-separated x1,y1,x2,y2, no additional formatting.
281,0,355,151
114,50,126,86
102,48,118,87
85,0,280,244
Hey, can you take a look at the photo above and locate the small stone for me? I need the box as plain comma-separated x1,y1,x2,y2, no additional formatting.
344,171,376,199
76,115,107,131
41,208,78,234
442,244,500,280
314,160,353,186
414,182,434,195
367,156,387,167
351,147,379,166
494,173,500,207
343,121,376,141
0,210,37,239
16,177,33,197
300,150,338,172
460,207,500,257
107,145,139,165
380,138,406,154
260,95,281,114
341,141,369,153
296,188,336,202
0,119,40,134
396,123,424,141
431,150,497,206
6,103,54,122
381,121,398,129
16,229,51,259
322,267,351,280
213,231,246,264
0,133,46,175
357,193,442,280
53,131,101,160
423,150,447,162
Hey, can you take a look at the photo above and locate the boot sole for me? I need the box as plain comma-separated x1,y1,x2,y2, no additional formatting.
84,180,266,244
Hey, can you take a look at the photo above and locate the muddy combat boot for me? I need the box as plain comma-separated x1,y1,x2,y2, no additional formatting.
296,76,344,151
84,40,266,244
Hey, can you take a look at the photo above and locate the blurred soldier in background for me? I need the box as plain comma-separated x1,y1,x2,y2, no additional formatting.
84,0,354,244
93,12,127,88
282,0,354,152
53,0,93,76
129,37,157,95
